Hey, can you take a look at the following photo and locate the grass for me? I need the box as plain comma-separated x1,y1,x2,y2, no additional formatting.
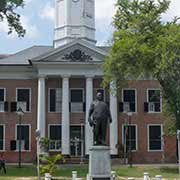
0,165,179,179
114,166,179,179
0,166,37,180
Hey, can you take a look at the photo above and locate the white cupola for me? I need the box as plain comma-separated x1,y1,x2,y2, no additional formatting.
54,0,96,48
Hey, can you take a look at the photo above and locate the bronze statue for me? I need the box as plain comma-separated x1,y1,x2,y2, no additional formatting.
88,92,112,145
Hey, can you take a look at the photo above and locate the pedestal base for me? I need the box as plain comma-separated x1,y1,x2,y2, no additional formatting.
88,146,111,180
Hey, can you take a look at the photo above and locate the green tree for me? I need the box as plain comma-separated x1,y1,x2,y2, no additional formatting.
103,0,180,130
0,0,25,37
40,154,65,175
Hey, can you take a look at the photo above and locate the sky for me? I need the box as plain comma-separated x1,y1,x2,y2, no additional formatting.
0,0,180,54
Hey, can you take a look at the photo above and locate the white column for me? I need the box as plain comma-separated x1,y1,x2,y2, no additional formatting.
61,76,70,155
85,76,94,154
37,76,46,138
110,81,118,155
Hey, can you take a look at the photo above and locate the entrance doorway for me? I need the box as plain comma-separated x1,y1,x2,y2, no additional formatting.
70,125,84,156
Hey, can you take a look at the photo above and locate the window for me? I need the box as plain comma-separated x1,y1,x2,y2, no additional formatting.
122,89,136,112
93,89,105,101
16,125,30,151
70,126,84,156
70,89,84,112
49,125,61,151
148,125,162,151
17,89,31,112
122,125,137,151
0,125,4,151
147,89,161,112
0,89,5,112
49,88,62,112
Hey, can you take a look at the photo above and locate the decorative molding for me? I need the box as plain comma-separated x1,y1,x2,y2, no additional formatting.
62,49,93,62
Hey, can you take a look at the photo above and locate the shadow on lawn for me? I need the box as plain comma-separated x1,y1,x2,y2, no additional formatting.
160,167,179,174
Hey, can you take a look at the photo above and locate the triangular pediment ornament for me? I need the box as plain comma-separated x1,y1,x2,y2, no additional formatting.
30,40,108,64
62,49,93,62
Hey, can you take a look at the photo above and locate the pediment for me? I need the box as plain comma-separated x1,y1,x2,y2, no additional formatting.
31,40,108,64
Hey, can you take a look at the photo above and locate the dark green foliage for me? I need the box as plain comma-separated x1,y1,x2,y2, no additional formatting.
103,0,180,131
0,0,25,37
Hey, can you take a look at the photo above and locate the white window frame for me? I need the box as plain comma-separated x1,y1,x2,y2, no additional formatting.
122,88,137,113
147,88,162,113
48,88,62,113
48,124,62,152
0,124,5,151
70,124,85,156
70,88,84,113
70,124,85,142
122,124,138,152
0,88,6,113
147,124,163,152
94,88,106,101
16,88,31,113
15,124,31,152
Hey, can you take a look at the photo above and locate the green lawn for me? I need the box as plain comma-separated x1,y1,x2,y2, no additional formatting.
114,166,179,179
0,165,179,179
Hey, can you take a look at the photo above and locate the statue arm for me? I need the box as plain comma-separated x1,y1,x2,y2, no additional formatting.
88,103,94,126
88,103,94,118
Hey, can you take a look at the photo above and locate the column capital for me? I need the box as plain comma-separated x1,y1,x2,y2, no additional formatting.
85,75,94,79
38,75,47,79
61,75,71,79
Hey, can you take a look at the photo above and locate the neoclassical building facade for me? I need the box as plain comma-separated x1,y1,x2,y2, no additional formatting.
0,0,177,163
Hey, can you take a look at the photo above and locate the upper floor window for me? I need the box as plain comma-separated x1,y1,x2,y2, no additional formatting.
0,89,5,112
146,89,161,113
70,89,84,112
49,125,61,151
49,88,62,112
121,89,136,113
16,125,30,151
148,125,162,151
16,88,31,112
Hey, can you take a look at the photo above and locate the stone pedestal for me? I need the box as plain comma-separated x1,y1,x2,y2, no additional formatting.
88,146,111,180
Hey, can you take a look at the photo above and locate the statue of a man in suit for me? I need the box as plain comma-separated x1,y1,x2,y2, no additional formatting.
88,92,112,145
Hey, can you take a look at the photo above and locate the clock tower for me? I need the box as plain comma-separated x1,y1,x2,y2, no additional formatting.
54,0,96,48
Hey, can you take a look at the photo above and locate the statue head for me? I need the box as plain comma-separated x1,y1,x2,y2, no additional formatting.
96,92,103,101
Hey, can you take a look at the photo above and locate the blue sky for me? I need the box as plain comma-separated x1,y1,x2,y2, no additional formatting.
0,0,180,54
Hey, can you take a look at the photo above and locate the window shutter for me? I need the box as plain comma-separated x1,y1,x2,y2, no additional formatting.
130,102,135,112
50,89,56,112
11,102,17,112
155,102,161,112
69,102,71,112
119,102,124,112
4,102,8,112
10,140,16,151
144,102,149,112
56,88,62,112
0,89,4,101
83,102,86,112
